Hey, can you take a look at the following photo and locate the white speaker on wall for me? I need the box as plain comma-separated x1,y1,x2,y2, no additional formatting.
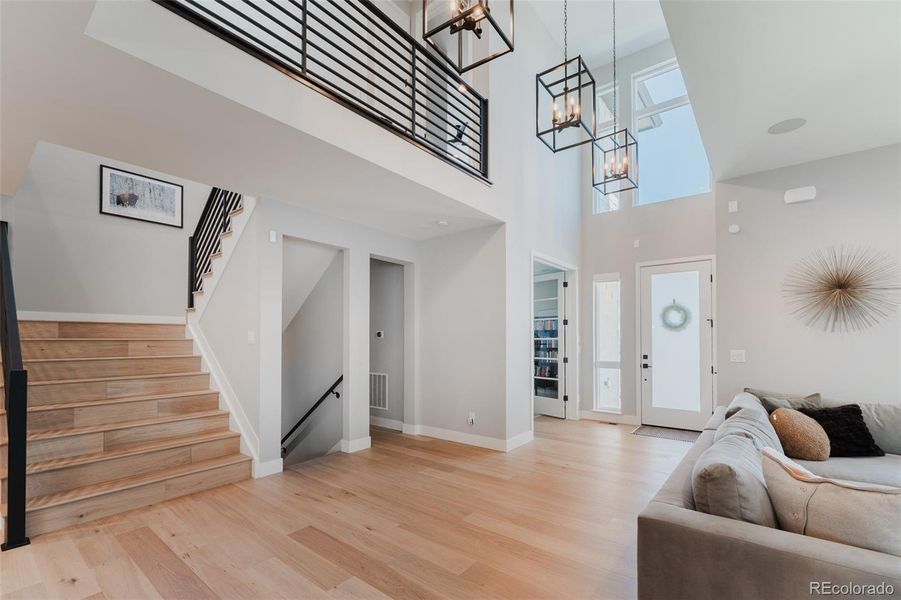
784,186,816,204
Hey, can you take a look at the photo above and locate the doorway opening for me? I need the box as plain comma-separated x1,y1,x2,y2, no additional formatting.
369,258,407,434
637,257,715,431
532,255,578,421
281,237,345,465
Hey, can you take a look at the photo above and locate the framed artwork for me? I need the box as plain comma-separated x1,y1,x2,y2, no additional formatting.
99,165,183,228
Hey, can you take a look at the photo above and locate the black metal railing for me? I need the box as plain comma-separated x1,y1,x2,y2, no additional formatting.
0,221,29,551
188,188,243,309
155,0,489,181
281,375,342,457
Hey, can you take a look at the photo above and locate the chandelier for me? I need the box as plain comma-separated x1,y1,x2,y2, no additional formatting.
592,0,638,195
535,0,596,152
422,0,514,74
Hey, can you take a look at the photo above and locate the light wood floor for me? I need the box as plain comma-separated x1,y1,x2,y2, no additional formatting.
0,417,690,600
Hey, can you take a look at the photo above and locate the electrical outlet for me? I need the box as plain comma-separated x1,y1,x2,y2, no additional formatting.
467,412,475,426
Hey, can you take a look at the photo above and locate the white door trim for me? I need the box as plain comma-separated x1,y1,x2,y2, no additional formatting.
634,255,717,428
530,251,580,431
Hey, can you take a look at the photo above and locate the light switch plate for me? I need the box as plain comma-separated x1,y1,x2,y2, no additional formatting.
247,330,257,344
728,200,739,213
730,349,746,363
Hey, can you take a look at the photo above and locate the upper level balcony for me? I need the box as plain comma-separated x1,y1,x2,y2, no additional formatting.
155,0,489,182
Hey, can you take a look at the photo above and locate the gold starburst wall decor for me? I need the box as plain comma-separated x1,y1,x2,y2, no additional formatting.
784,246,901,333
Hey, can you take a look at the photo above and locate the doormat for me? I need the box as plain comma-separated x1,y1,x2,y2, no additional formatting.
631,425,700,443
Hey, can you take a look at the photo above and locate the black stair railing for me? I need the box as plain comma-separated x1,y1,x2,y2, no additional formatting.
154,0,489,181
281,375,342,457
1,221,30,551
188,188,243,309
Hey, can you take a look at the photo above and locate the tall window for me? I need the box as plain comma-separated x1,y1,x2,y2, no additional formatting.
593,84,620,214
593,274,621,412
632,61,710,205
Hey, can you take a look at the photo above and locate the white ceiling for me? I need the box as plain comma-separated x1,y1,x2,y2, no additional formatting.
531,0,670,68
661,0,901,180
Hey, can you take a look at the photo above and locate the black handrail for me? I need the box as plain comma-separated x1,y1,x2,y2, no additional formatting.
154,0,489,181
188,188,243,309
0,221,29,551
281,375,342,456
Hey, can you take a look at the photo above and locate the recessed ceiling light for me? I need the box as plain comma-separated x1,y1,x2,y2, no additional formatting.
435,219,450,227
767,118,807,135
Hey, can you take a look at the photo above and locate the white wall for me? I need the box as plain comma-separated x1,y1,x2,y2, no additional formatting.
282,251,344,463
715,144,901,405
7,142,209,317
370,259,405,428
580,193,715,421
198,208,262,452
418,225,508,441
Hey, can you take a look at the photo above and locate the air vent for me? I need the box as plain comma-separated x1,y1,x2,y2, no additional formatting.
369,373,388,410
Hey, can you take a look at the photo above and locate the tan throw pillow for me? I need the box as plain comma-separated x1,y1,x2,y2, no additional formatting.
762,448,901,557
769,408,830,461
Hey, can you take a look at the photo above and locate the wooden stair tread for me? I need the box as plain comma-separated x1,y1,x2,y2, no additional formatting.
0,410,227,445
25,409,227,440
20,337,191,342
26,389,218,412
29,430,240,475
1,370,208,388
23,453,251,512
22,354,196,364
0,430,240,478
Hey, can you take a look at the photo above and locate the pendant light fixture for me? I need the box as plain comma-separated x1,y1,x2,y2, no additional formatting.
422,0,514,74
536,0,596,152
592,0,638,195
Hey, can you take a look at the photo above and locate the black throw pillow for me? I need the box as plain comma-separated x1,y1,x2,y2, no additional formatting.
798,404,884,457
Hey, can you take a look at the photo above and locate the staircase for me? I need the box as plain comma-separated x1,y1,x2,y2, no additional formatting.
0,319,250,538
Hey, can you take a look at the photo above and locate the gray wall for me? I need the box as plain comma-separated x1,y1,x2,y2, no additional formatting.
580,192,716,419
282,252,344,463
715,144,901,405
369,259,404,427
7,142,209,317
418,225,508,440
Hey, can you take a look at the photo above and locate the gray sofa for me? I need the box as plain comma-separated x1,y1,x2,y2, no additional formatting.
637,396,901,600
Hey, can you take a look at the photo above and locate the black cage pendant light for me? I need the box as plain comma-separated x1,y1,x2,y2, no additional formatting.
422,0,514,74
536,0,596,153
592,0,638,195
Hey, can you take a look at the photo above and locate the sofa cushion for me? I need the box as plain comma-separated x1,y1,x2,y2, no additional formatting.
692,434,777,527
797,453,901,487
724,392,766,418
703,406,728,431
653,430,716,510
744,388,822,414
715,407,784,454
799,404,884,457
762,448,901,557
854,403,901,456
769,408,830,461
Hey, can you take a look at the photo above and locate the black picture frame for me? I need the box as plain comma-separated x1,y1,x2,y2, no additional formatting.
99,165,184,228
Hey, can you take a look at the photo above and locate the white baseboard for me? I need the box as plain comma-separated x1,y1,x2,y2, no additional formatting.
17,311,185,325
341,437,371,453
187,322,262,469
580,410,640,426
411,425,513,452
370,416,403,431
505,429,534,451
402,423,418,435
253,458,282,478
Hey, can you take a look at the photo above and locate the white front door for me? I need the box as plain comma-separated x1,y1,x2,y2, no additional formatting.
639,260,714,431
534,272,566,418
